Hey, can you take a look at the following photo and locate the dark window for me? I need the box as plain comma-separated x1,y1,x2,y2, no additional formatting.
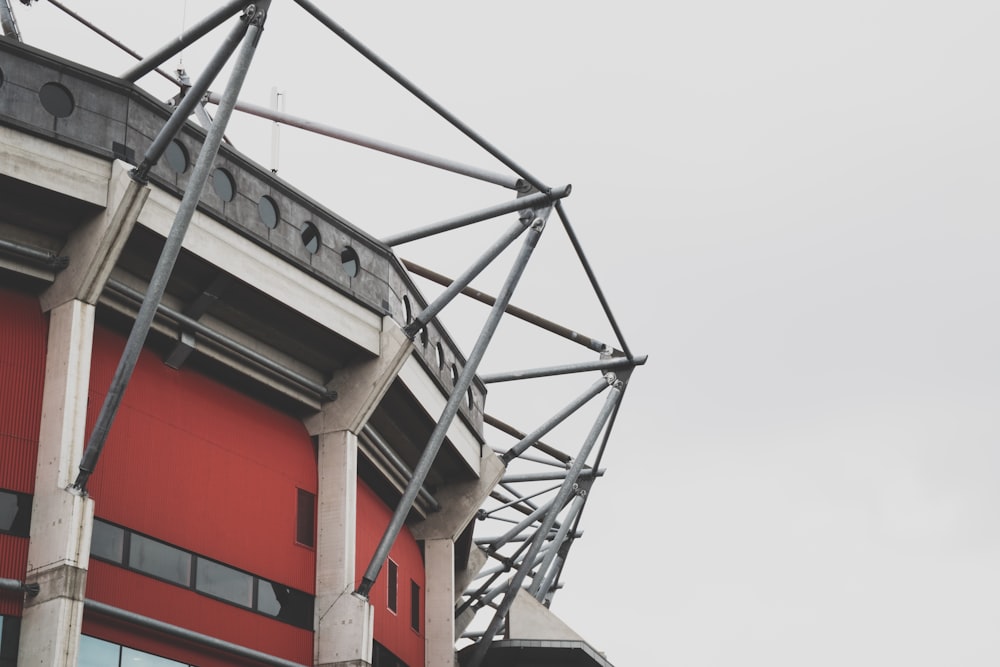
410,580,420,632
372,641,407,667
0,616,20,667
386,559,398,613
128,534,191,586
0,490,31,537
301,222,321,254
341,246,360,277
256,579,313,630
90,519,125,563
195,557,253,607
39,82,74,117
0,67,5,89
296,489,315,547
212,168,235,202
164,140,188,173
258,195,279,229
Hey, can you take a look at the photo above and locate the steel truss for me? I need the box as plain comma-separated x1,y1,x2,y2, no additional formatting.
16,1,648,663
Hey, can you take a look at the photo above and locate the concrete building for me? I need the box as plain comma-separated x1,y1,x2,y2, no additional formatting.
0,5,643,666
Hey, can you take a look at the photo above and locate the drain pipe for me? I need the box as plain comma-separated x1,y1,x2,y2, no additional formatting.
0,578,39,597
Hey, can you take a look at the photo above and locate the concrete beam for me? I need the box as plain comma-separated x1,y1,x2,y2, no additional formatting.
455,547,488,606
304,319,413,436
0,125,109,207
138,186,382,355
312,427,373,667
20,299,96,666
424,539,457,667
41,161,150,312
410,450,504,542
506,588,585,643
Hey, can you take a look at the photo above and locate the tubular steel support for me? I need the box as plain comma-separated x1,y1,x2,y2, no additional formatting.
402,260,607,353
383,186,570,247
555,200,634,359
530,491,586,599
487,497,558,552
0,0,22,42
131,10,252,183
361,425,439,512
502,469,604,484
84,600,306,667
500,377,610,466
466,380,623,667
481,354,648,384
204,92,521,190
403,218,532,338
0,577,38,597
291,0,552,195
73,10,266,493
355,217,547,598
120,0,248,82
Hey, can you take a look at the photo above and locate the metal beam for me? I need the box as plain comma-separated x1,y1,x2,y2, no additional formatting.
74,8,267,492
481,355,648,384
205,91,520,190
356,216,547,598
383,186,570,247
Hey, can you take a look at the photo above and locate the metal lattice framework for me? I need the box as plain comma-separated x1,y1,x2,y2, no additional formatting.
3,2,647,663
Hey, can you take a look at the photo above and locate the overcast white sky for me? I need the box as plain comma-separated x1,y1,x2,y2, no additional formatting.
14,1,1000,665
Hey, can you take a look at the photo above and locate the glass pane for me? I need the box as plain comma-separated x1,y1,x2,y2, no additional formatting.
256,580,313,630
296,489,315,547
410,581,420,632
0,616,19,665
78,635,120,667
195,558,252,607
0,490,30,537
90,520,125,563
120,646,188,666
387,560,397,613
129,534,191,586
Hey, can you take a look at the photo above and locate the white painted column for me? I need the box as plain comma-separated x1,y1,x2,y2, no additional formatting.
312,427,373,667
18,299,96,667
424,539,457,667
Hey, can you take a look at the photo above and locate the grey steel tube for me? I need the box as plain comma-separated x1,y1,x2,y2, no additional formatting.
0,0,21,42
84,600,307,667
487,497,557,552
291,0,552,195
356,218,547,598
499,481,539,511
106,280,335,401
0,238,68,269
485,414,572,464
475,530,581,546
403,218,531,337
481,354,648,384
500,377,609,465
362,425,439,511
0,578,24,593
501,469,604,484
205,92,520,190
466,381,623,667
555,200,634,360
74,13,265,492
131,12,251,182
530,493,585,599
479,483,560,518
120,0,248,81
383,186,570,247
403,260,606,354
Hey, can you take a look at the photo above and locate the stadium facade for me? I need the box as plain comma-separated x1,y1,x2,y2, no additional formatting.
0,4,644,666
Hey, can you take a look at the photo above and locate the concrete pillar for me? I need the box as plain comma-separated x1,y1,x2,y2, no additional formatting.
424,539,456,667
312,427,373,667
18,300,96,667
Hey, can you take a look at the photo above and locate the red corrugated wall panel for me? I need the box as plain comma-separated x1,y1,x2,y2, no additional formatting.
85,325,316,591
356,480,425,667
85,560,311,666
0,288,47,494
83,325,316,662
0,534,29,616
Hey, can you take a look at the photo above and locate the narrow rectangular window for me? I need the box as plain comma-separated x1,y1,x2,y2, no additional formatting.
296,489,315,547
386,559,398,613
128,533,192,586
195,557,253,608
90,519,125,564
410,580,420,632
0,490,31,537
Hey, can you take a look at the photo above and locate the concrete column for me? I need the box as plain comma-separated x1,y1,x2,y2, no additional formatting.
19,299,96,667
312,427,373,667
424,539,456,667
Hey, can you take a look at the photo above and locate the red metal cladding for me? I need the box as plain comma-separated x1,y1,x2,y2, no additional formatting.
0,534,29,616
85,324,317,592
0,288,47,493
85,560,310,666
355,480,425,667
